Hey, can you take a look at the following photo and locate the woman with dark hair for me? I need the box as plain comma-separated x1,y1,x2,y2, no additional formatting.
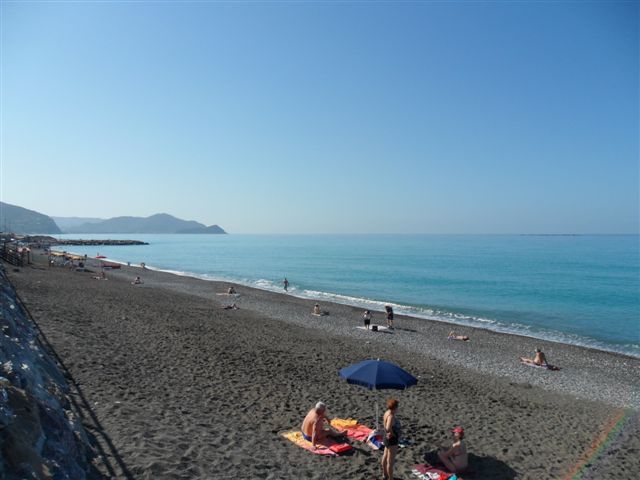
381,398,401,480
385,305,394,329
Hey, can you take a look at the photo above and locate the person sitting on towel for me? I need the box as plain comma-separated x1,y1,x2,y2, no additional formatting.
521,348,548,366
301,402,344,449
438,426,468,473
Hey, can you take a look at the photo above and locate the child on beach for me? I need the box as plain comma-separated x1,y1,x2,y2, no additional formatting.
363,310,372,330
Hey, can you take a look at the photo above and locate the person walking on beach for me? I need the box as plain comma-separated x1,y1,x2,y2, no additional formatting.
363,309,372,330
385,305,394,329
438,426,468,474
382,398,401,480
283,277,289,292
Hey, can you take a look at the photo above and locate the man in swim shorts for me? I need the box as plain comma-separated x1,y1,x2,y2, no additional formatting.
301,402,344,449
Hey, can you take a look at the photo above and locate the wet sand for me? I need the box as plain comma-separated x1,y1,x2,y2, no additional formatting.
6,256,639,479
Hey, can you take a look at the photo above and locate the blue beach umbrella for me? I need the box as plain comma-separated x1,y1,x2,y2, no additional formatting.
339,359,418,429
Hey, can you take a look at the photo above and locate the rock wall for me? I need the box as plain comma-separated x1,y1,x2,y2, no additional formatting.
0,265,97,479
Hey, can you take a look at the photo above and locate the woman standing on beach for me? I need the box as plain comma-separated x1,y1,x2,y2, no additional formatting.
385,305,394,329
381,398,401,480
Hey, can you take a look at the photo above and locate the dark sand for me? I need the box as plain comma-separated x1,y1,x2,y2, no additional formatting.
6,256,639,480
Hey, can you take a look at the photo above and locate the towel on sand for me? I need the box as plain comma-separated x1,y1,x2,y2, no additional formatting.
330,418,374,442
281,431,352,456
412,464,458,480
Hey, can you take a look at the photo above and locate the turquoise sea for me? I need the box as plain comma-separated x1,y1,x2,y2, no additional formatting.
55,234,640,358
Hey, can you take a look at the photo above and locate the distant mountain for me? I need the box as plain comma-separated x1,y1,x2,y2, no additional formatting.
177,225,226,234
64,213,226,234
0,202,62,234
52,216,105,231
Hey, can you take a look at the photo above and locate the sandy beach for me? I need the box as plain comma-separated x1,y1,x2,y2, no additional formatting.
6,255,639,480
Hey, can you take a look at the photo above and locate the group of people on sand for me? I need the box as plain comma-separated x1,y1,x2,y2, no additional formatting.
301,400,468,479
361,306,395,330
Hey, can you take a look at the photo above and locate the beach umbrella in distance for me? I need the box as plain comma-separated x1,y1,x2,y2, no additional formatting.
339,359,417,429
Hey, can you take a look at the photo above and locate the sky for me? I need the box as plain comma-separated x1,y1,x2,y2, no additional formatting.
1,1,638,234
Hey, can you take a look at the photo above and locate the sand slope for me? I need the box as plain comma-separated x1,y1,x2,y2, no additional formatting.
6,259,639,479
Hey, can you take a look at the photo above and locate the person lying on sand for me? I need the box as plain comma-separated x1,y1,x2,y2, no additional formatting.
221,303,239,310
520,348,548,366
448,331,469,341
131,276,143,285
92,271,107,280
438,426,468,473
301,402,345,449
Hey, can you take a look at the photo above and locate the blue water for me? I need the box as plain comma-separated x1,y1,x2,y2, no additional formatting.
55,234,640,357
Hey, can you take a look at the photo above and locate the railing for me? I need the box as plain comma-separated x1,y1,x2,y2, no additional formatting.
0,243,28,266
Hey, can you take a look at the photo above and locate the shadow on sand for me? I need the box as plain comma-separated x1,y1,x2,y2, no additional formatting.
13,283,134,480
423,451,518,479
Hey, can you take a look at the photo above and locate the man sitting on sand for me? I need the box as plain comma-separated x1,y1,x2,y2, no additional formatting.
313,304,321,315
521,348,548,366
448,331,469,341
131,276,143,285
301,402,344,449
227,286,236,294
438,426,468,473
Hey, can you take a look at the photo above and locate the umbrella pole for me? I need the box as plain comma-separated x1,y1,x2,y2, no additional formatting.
376,401,379,431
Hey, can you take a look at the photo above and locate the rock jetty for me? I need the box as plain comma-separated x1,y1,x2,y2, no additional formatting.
19,236,148,247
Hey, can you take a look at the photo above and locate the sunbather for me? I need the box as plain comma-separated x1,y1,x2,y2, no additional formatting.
438,426,468,473
301,402,344,449
448,331,469,341
313,304,321,315
131,276,143,285
221,303,239,310
227,286,236,294
520,348,548,366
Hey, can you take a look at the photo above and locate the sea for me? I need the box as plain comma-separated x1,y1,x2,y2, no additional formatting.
54,234,640,358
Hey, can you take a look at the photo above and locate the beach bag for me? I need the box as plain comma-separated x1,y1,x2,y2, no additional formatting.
329,443,353,454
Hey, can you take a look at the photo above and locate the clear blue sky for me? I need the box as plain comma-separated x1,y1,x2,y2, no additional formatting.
1,1,638,234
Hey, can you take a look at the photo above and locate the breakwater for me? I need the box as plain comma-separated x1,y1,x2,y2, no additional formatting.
53,239,148,246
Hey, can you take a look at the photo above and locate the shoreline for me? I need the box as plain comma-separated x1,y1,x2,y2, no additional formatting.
6,255,639,479
79,254,639,409
52,250,640,361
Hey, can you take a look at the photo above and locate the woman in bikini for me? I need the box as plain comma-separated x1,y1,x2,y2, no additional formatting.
438,426,468,473
381,398,401,480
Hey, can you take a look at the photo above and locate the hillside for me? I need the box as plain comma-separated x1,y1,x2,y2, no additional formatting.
0,202,62,234
64,213,226,234
52,216,105,231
